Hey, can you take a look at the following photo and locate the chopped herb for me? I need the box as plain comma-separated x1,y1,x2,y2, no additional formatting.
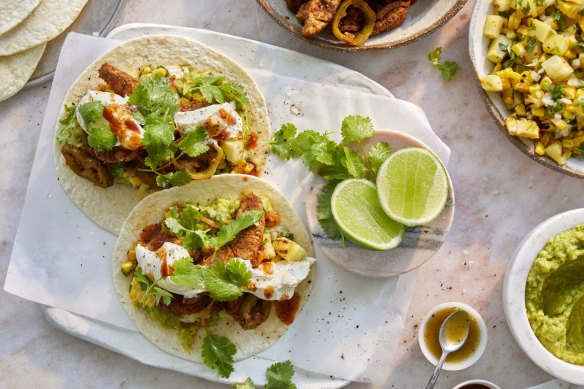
57,104,78,144
428,47,460,81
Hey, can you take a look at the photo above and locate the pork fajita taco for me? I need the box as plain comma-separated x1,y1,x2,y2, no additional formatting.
112,175,316,363
54,35,270,234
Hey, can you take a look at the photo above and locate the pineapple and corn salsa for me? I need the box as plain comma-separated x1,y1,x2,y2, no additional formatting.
480,0,584,165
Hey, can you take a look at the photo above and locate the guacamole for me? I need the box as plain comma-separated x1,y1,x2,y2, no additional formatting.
526,224,584,365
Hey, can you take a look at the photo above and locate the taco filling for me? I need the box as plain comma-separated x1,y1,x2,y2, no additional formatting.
57,62,262,190
120,192,315,350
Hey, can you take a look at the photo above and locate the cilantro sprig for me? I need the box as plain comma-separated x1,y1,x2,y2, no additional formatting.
428,47,460,81
134,268,173,306
270,115,392,240
166,207,264,251
234,360,296,388
190,74,248,108
270,115,384,181
57,104,78,144
170,257,252,301
202,331,237,378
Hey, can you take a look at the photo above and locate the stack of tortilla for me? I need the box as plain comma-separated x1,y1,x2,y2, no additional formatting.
0,0,88,102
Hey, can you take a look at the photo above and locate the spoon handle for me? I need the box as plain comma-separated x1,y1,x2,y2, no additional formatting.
425,351,449,389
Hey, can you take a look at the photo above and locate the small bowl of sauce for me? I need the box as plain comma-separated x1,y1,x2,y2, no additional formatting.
418,302,487,370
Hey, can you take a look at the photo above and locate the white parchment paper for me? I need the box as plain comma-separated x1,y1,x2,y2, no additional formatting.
5,30,450,384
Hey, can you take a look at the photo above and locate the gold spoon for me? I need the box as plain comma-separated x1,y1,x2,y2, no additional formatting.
425,310,470,389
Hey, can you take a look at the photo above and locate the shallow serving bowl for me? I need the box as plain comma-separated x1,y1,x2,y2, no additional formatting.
469,1,584,178
257,0,467,52
503,208,584,385
304,129,455,278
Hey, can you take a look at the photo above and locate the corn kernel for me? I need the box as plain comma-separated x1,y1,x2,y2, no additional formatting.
127,247,136,261
515,103,527,116
564,110,576,120
536,142,546,155
532,106,545,116
152,67,167,77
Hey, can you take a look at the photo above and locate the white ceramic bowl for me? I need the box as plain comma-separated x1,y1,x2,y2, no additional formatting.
469,1,584,178
257,0,468,52
418,302,487,371
503,208,584,385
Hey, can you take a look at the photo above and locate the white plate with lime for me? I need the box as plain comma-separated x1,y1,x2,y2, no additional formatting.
305,129,455,277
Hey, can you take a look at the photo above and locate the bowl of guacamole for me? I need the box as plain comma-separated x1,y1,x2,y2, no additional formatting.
504,209,584,385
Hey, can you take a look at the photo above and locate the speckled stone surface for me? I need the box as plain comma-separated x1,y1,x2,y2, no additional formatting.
1,0,583,388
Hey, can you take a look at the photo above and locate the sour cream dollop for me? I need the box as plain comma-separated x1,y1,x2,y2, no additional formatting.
174,102,243,139
136,242,204,298
244,257,316,301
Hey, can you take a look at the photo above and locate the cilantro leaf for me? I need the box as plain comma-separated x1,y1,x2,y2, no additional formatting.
183,230,208,250
311,140,337,166
178,127,210,158
316,181,343,239
154,287,173,306
341,147,367,178
293,130,329,172
216,258,252,287
178,205,202,231
57,104,78,144
170,257,206,287
219,83,249,108
201,332,237,378
428,47,460,81
368,142,391,175
143,113,176,169
170,258,250,300
78,101,117,150
265,360,296,389
270,123,299,160
233,378,255,389
205,259,252,301
156,171,192,188
211,210,264,249
128,75,180,117
341,115,374,144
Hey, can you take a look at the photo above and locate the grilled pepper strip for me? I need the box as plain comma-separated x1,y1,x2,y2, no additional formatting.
331,0,376,46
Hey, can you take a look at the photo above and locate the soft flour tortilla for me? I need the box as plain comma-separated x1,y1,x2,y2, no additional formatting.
0,43,45,102
0,0,41,36
0,0,87,56
113,175,315,362
54,34,271,235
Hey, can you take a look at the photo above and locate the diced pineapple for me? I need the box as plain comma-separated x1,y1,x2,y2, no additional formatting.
222,139,245,162
480,74,503,92
484,15,506,39
531,19,554,42
494,0,514,11
556,0,584,19
543,34,572,55
542,55,574,82
545,142,567,164
273,237,307,262
487,35,511,63
506,116,540,139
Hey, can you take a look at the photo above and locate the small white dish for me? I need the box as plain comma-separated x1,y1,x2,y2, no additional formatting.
304,130,455,277
453,379,501,389
503,208,584,386
418,302,487,371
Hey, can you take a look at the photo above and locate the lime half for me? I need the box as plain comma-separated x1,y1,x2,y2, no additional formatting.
331,179,404,250
376,147,449,226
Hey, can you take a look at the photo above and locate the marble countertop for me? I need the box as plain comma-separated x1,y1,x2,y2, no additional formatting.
1,0,583,388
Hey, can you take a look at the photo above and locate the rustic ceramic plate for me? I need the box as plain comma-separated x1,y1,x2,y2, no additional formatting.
257,0,468,52
504,208,584,385
305,130,455,278
469,0,584,178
